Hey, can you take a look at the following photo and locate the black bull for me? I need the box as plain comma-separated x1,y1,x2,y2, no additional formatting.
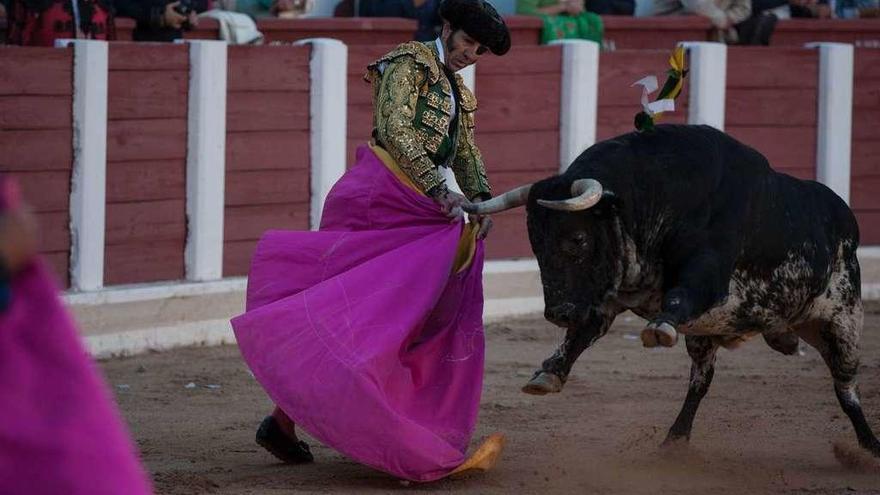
465,124,879,455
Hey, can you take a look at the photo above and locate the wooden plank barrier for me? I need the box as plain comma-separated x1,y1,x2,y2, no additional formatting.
0,46,73,287
773,19,880,48
725,47,818,180
475,45,563,259
346,44,392,165
224,45,311,276
852,48,880,245
603,16,712,49
257,17,417,44
104,44,188,285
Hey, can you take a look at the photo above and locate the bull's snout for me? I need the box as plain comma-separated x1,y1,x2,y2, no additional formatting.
545,303,577,328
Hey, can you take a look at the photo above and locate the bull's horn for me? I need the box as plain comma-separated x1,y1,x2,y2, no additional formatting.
537,179,603,211
462,184,532,215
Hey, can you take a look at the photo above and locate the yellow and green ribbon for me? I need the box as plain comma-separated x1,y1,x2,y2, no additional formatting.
633,46,688,132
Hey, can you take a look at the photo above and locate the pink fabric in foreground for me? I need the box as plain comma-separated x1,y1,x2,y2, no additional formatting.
0,261,153,495
232,145,486,482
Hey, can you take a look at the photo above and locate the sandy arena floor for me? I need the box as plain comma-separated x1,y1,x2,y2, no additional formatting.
102,302,880,495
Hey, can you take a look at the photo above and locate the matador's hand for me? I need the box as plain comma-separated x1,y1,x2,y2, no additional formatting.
430,186,470,220
468,198,493,240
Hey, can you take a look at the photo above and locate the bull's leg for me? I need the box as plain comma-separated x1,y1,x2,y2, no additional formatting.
796,314,880,456
643,250,729,348
662,335,720,445
523,318,613,395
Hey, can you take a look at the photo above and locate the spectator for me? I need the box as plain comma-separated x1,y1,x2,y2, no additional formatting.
215,0,271,17
734,0,780,44
788,0,831,17
273,0,312,17
5,0,115,46
114,0,208,41
198,7,265,43
358,0,442,41
585,0,635,14
635,0,778,45
835,0,877,16
517,0,604,43
333,0,353,15
213,0,313,19
704,0,754,44
752,0,789,17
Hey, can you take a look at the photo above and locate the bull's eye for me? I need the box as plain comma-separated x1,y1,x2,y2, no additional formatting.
561,231,589,257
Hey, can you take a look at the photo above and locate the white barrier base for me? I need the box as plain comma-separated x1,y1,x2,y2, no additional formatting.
87,319,236,359
72,254,880,358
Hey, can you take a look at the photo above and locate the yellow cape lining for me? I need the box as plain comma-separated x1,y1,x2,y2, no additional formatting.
368,142,478,274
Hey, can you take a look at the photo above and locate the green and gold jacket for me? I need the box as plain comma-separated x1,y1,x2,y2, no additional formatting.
365,41,491,201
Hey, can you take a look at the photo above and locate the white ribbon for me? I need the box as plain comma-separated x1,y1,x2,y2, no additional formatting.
631,75,675,117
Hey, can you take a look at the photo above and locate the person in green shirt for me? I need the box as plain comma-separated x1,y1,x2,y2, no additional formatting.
517,0,604,44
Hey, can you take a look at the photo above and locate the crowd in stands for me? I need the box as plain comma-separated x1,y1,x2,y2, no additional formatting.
0,0,310,44
2,0,186,44
0,0,876,46
519,0,877,45
355,0,443,40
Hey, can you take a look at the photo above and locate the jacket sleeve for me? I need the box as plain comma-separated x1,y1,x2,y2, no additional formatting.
374,56,445,195
451,107,491,201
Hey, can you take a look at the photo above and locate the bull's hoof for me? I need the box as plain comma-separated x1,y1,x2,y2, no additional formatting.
641,321,678,348
640,328,659,348
522,371,563,395
659,434,690,450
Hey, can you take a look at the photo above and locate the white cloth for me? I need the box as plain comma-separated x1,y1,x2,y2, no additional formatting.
439,166,470,224
433,38,458,120
631,75,675,116
198,10,264,45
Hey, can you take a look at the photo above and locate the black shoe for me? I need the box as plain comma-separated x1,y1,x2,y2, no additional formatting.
255,416,314,464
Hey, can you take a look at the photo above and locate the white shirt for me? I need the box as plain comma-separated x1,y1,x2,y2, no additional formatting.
433,38,458,120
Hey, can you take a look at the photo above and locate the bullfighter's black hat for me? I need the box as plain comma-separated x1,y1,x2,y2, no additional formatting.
439,0,511,56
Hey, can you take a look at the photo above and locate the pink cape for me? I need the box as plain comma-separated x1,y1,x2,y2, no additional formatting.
232,145,486,481
0,261,152,495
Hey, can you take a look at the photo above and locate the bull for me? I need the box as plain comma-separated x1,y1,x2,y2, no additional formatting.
465,124,879,456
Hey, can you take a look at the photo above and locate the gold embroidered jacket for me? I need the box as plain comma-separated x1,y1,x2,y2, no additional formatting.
365,41,491,200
